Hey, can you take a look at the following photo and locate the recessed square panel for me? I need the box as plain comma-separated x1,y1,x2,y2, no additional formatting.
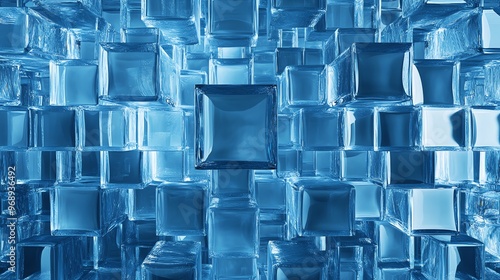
195,85,277,169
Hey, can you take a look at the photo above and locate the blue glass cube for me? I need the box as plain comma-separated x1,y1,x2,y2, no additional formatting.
14,151,57,184
49,60,98,106
0,62,21,105
17,236,83,279
340,151,369,180
128,184,156,221
328,232,377,279
156,181,208,236
255,175,286,213
284,65,327,107
470,107,500,149
326,0,378,29
267,240,328,280
330,43,412,105
0,107,28,150
137,107,184,151
208,198,259,257
0,8,28,54
375,221,417,265
386,151,435,185
212,257,258,279
268,0,326,39
98,43,158,101
420,106,469,150
376,107,418,150
51,184,125,236
377,263,411,280
195,85,277,169
123,220,158,246
278,111,299,148
207,0,258,46
421,235,484,280
385,186,460,235
212,169,253,198
30,107,77,150
141,0,200,45
120,28,159,43
81,106,136,151
344,107,375,150
352,181,382,220
120,0,146,28
467,220,500,259
277,149,301,178
209,58,252,85
141,241,202,280
435,151,476,183
413,60,460,105
333,28,377,58
287,178,355,236
481,9,500,51
176,70,207,108
275,48,304,74
146,151,184,182
101,150,151,188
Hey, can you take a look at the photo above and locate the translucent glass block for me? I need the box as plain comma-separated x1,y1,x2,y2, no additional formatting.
267,240,328,280
98,43,158,101
326,0,379,29
467,220,500,259
278,111,299,148
17,236,83,279
208,198,259,257
284,65,326,107
80,151,99,180
376,107,418,150
137,107,184,151
119,28,159,43
327,232,377,279
275,48,304,74
212,169,253,198
386,151,435,185
175,70,207,108
123,219,158,246
481,9,500,52
51,184,125,236
184,148,211,181
141,0,200,44
333,28,377,58
420,106,469,150
385,186,460,235
376,221,417,264
465,188,500,220
412,60,460,105
268,0,326,39
470,107,500,149
128,184,156,221
146,151,184,182
255,175,286,213
0,107,29,150
14,151,57,184
330,43,412,105
156,181,207,236
122,244,153,279
377,263,411,280
435,151,477,183
344,107,375,150
209,58,252,85
351,181,382,220
0,8,28,54
207,0,258,46
277,149,301,178
120,0,146,28
141,241,202,280
101,150,151,188
253,51,276,84
30,107,78,150
80,106,136,151
195,85,277,169
421,235,484,280
0,62,21,105
212,257,258,280
300,108,342,150
341,151,370,180
484,62,500,104
49,60,98,106
287,178,355,236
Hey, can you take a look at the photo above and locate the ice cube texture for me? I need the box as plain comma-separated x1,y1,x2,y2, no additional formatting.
0,0,499,279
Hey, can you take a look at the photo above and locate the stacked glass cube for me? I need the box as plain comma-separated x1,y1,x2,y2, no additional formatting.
0,0,499,279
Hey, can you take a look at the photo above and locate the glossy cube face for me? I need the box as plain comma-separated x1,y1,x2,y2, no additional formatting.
137,108,184,150
300,108,341,150
470,107,500,149
276,48,304,74
102,150,150,188
208,201,259,258
209,58,252,85
376,222,412,263
0,108,28,149
208,0,257,37
52,187,100,234
289,179,355,236
421,107,468,149
377,108,417,149
99,43,157,101
344,108,375,149
30,108,77,150
141,241,201,280
144,0,194,19
285,65,326,107
212,169,252,197
49,60,98,106
156,182,207,236
0,63,20,104
0,8,28,54
195,85,277,169
387,151,434,184
422,235,484,280
353,43,412,101
353,182,382,220
481,9,500,50
413,60,458,105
